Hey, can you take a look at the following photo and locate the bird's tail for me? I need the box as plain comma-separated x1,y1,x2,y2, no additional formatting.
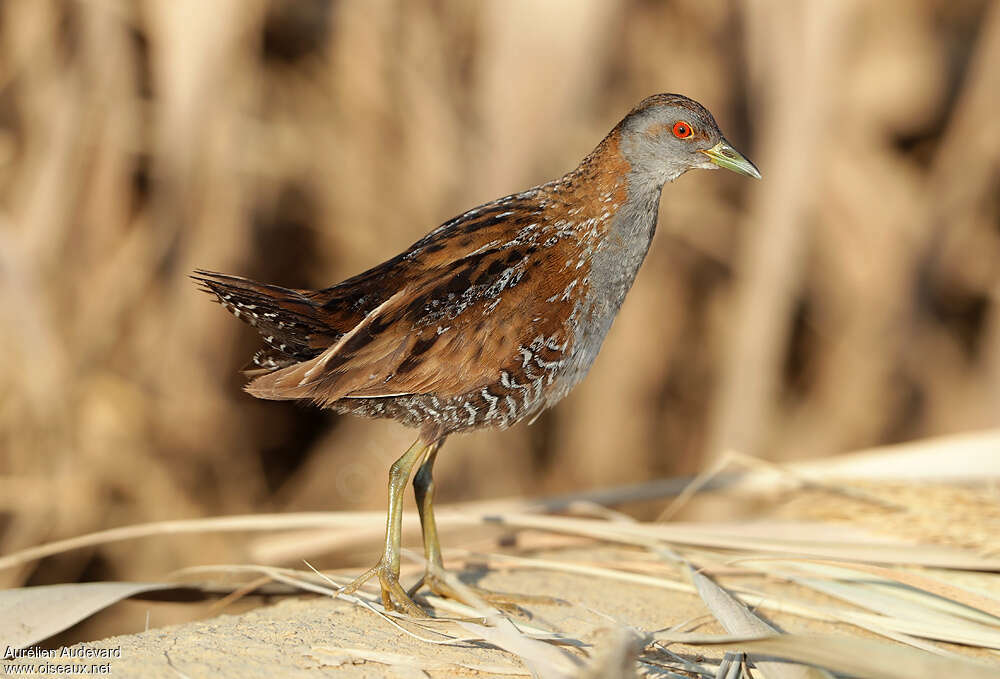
192,270,337,372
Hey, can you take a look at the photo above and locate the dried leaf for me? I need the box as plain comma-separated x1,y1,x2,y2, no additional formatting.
656,632,993,679
0,582,173,648
690,568,833,679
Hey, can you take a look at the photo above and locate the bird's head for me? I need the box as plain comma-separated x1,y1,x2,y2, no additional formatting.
617,93,761,186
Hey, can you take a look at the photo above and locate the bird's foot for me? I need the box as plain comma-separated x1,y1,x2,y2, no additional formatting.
339,559,426,617
407,564,560,613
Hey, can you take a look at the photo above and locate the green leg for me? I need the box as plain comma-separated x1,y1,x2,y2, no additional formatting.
407,437,560,610
339,437,426,615
407,439,454,599
412,439,444,570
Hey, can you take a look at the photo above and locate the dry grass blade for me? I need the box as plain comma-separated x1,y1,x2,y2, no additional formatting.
736,558,1000,622
826,606,1000,650
488,513,1000,570
655,633,994,679
658,451,737,521
793,574,1000,637
463,550,859,627
783,430,1000,483
0,513,380,572
456,616,583,679
716,578,974,659
733,561,1000,648
689,568,833,679
468,551,692,594
846,575,1000,626
0,582,174,648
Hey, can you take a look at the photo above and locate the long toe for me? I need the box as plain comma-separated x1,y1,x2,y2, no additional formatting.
411,567,561,613
340,562,428,616
377,568,427,617
338,563,379,597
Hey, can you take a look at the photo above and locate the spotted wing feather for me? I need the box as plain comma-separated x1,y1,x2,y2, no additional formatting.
245,241,580,405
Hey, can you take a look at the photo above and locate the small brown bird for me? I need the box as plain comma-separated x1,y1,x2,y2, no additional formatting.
195,93,759,614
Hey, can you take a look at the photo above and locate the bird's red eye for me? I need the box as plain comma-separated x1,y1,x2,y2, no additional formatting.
672,121,693,139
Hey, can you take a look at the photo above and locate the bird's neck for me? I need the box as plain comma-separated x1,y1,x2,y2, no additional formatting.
565,126,665,247
563,126,664,321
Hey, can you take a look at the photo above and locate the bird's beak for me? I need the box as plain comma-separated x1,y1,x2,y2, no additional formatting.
700,139,762,180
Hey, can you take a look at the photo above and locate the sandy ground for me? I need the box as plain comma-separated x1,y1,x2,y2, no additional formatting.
20,547,915,679
55,566,698,677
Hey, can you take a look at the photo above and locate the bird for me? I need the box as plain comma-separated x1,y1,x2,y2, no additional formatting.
194,93,760,615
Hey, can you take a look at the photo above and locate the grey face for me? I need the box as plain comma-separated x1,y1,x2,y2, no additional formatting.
619,94,761,185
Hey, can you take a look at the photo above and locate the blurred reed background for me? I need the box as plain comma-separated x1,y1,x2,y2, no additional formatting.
1,0,998,597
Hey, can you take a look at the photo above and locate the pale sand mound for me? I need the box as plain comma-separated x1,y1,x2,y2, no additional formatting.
53,537,1000,678
55,559,757,678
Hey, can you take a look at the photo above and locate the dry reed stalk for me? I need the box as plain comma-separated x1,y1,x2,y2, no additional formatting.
709,0,853,460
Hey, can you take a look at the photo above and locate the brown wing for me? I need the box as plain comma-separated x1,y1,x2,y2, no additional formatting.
196,188,559,384
245,240,583,405
303,189,548,329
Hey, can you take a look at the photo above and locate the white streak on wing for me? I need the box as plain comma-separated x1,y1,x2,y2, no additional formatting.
504,395,517,420
299,288,408,385
482,388,498,420
466,239,503,257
